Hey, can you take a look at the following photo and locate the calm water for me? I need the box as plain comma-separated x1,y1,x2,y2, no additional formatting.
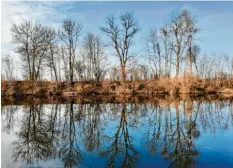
1,99,233,168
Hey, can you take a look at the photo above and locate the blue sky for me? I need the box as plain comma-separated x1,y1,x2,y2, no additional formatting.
2,1,233,64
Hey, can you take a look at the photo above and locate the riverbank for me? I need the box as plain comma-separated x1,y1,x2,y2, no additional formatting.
2,93,233,106
1,77,233,98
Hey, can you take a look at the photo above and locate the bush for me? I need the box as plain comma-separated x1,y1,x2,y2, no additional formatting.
111,85,116,91
116,81,121,85
96,82,102,87
128,85,132,90
138,84,145,90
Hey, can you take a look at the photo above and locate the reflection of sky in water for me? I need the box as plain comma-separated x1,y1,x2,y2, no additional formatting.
1,101,233,168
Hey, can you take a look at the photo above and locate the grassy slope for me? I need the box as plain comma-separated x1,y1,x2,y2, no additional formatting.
1,77,233,97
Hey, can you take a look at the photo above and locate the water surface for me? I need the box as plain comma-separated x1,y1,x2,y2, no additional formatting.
1,98,233,168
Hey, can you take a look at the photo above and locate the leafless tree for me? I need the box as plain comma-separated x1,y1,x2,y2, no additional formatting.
185,44,200,76
139,64,149,80
45,28,59,82
11,21,54,81
100,12,141,81
109,66,121,81
144,26,173,78
74,60,85,81
58,19,82,85
59,45,70,81
1,55,15,81
160,27,173,77
197,53,217,79
184,11,199,76
144,28,165,78
128,57,140,80
168,9,198,78
82,33,108,83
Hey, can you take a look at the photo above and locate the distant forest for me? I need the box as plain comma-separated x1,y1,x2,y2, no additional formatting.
1,9,233,83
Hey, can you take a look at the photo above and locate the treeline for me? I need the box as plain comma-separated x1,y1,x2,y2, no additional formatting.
1,9,233,83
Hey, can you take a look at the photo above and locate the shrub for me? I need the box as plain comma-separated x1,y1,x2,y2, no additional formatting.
116,81,121,85
128,85,132,90
111,85,116,91
138,84,145,90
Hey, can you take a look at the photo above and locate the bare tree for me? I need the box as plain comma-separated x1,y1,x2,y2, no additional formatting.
100,12,141,81
139,64,149,80
160,27,173,77
59,45,69,81
82,33,108,83
128,57,140,80
45,28,58,82
197,53,216,79
59,19,82,85
144,26,173,78
144,28,162,78
109,66,121,81
74,60,85,81
185,11,199,76
11,21,54,81
185,44,200,76
1,55,15,80
168,9,198,78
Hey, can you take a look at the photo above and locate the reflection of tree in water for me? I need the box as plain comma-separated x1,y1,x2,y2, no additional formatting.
1,105,18,134
143,100,201,168
99,103,139,168
58,102,82,168
12,103,58,164
80,103,106,152
10,102,83,167
3,98,233,167
164,101,200,168
200,100,233,133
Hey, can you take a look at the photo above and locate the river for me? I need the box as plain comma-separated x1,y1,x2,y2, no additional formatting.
1,97,233,168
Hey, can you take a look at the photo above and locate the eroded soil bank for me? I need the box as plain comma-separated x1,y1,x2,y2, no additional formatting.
2,77,233,98
2,88,233,107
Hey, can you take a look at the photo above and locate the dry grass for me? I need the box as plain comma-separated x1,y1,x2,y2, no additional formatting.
1,77,233,97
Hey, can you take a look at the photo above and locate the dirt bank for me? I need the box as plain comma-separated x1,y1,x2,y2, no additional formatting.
1,77,233,97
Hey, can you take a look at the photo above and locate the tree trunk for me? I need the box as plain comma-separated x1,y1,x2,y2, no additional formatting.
175,57,180,78
188,47,193,76
121,64,127,82
159,54,161,77
188,56,193,76
165,56,167,77
69,47,74,85
175,45,181,78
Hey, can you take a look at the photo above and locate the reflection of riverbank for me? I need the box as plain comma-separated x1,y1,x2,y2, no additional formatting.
2,93,233,107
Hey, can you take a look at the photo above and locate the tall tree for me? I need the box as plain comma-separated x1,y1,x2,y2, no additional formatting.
160,27,172,77
45,28,58,82
1,55,15,80
186,44,200,76
144,27,173,78
11,21,53,80
185,13,199,76
100,12,141,81
144,28,162,78
59,19,82,85
168,9,198,78
83,33,108,83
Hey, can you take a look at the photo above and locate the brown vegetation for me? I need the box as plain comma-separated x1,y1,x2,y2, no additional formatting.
2,89,233,107
2,76,233,98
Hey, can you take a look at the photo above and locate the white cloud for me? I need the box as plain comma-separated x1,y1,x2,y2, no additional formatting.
1,1,65,78
2,2,28,45
1,1,64,46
